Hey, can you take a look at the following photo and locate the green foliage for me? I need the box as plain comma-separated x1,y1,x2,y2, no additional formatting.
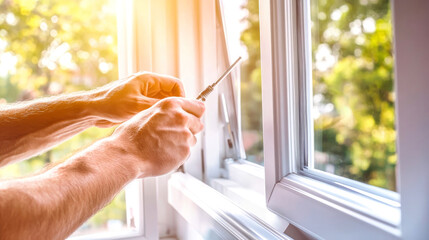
0,0,125,233
311,0,396,191
240,0,263,164
240,0,396,190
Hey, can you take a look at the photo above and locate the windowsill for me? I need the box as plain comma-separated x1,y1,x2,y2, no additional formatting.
226,160,265,194
68,231,142,240
211,161,289,233
168,172,291,240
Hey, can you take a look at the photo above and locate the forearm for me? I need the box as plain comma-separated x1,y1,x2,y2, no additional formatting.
0,92,99,167
0,72,186,167
0,138,138,240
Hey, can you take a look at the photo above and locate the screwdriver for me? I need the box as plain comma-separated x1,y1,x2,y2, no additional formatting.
177,56,242,174
196,56,242,102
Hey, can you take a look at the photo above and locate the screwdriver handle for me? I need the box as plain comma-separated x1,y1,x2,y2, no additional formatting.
196,85,214,102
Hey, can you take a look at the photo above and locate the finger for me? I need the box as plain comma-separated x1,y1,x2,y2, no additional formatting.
186,115,204,134
153,73,185,97
135,72,186,98
179,99,206,118
168,80,185,97
188,133,197,147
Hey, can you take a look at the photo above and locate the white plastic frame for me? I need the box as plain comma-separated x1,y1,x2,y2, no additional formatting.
393,0,429,238
260,0,429,239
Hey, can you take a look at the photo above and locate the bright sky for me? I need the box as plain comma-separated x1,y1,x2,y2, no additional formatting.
221,0,249,62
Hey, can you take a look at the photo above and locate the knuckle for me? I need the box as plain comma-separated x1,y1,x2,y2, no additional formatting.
193,100,205,110
173,111,187,123
150,112,165,123
189,118,204,133
159,97,179,109
183,130,193,140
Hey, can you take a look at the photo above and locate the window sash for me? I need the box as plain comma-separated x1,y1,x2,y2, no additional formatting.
298,0,399,197
296,0,400,202
216,0,247,162
261,0,401,238
296,0,400,199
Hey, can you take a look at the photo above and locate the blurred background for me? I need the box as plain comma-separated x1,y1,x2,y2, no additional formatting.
0,0,125,236
310,0,396,191
226,0,396,192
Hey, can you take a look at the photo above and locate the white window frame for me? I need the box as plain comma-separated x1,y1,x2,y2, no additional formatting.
261,0,429,239
393,0,429,238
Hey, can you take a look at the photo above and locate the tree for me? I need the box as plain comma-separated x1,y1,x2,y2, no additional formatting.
239,0,396,190
0,0,125,233
240,0,263,164
311,0,396,191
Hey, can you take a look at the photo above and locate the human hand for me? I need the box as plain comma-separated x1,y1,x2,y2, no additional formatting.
91,72,185,128
108,97,205,177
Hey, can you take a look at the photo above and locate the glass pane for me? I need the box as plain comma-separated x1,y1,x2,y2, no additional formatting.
222,0,263,165
309,0,396,191
0,0,130,235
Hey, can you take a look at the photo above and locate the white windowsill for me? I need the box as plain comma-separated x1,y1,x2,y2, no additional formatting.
68,231,142,240
168,172,291,240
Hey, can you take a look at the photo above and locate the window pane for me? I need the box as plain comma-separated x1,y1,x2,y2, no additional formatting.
0,0,131,235
309,0,396,191
222,0,263,165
